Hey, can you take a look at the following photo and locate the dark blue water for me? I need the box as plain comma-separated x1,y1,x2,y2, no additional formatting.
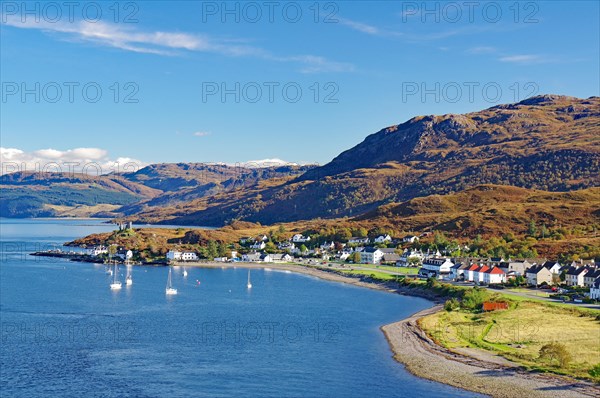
0,219,478,397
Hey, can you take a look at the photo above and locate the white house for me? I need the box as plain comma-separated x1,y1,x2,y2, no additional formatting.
541,261,562,274
250,241,266,250
242,253,261,262
320,241,335,251
583,268,600,288
402,235,419,243
499,260,531,276
421,257,454,276
374,234,392,243
565,266,588,287
166,250,198,262
396,250,424,267
526,264,553,286
360,247,384,264
482,267,506,284
348,237,370,244
214,257,228,262
590,278,600,300
472,265,491,284
116,249,133,261
450,263,468,281
259,253,273,263
88,246,108,257
292,234,311,243
278,242,295,251
271,253,293,263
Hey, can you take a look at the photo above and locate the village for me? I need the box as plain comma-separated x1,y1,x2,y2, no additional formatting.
79,229,600,304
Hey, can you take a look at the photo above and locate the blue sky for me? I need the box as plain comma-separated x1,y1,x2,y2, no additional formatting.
1,1,599,171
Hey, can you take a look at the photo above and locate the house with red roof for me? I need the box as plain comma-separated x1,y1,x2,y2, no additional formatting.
473,265,491,284
483,266,506,284
463,264,480,282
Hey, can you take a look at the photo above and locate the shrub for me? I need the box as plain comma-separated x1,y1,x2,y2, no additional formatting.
539,342,572,368
589,363,600,379
461,287,489,311
444,298,460,311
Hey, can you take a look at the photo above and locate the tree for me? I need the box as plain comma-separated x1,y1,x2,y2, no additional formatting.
539,224,549,239
108,245,117,263
349,252,361,263
355,228,368,238
264,241,277,254
299,244,308,254
528,219,537,236
217,242,229,257
539,343,572,368
206,240,218,260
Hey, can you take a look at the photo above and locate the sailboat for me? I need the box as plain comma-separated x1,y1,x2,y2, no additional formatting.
126,266,133,286
183,267,188,277
110,264,122,290
165,267,177,295
247,269,252,289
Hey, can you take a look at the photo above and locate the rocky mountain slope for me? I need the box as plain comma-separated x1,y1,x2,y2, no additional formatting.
128,95,600,226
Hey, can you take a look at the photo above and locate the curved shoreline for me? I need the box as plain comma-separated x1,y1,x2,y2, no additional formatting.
44,257,599,397
381,307,600,398
186,262,598,398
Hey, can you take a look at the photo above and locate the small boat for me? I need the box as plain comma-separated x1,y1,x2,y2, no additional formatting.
165,267,177,295
126,266,133,285
247,269,252,289
183,267,188,277
110,264,122,290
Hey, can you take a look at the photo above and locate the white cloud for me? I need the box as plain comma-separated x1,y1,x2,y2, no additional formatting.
193,131,211,137
2,17,352,73
0,147,146,175
499,54,546,64
338,17,404,38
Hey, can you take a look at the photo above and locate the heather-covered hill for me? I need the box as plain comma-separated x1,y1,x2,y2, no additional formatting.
129,95,600,226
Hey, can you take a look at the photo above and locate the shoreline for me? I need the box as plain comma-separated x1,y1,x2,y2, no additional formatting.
27,256,600,396
381,307,600,398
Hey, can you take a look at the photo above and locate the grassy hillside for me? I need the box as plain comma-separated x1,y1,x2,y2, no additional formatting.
357,185,600,237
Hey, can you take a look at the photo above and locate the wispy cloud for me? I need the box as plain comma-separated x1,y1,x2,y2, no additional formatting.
193,131,211,137
338,17,403,38
499,54,548,64
1,17,352,73
0,147,145,175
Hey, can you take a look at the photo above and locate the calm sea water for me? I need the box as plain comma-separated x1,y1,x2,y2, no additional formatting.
0,219,478,398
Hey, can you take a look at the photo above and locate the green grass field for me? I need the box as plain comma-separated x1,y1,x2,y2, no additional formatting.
419,301,600,381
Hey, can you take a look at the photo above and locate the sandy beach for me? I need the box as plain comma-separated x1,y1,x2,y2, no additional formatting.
182,261,599,398
382,306,600,398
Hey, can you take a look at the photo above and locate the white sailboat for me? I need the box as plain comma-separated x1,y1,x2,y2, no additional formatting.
247,269,252,289
126,266,133,286
110,264,122,290
183,267,188,277
165,267,177,295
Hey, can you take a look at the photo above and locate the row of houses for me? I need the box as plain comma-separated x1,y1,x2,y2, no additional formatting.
421,257,599,292
240,233,422,249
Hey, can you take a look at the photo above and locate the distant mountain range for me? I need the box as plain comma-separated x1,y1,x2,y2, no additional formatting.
2,95,599,235
0,164,314,218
